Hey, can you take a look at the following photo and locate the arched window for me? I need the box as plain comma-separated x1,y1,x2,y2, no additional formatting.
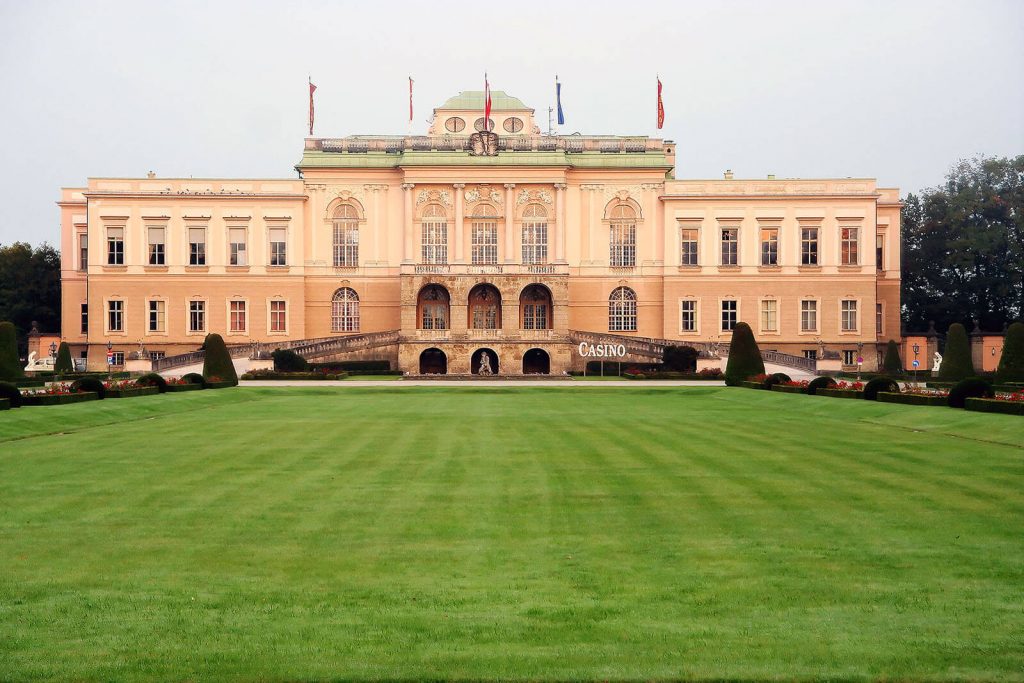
421,204,447,264
332,204,360,267
608,286,637,332
331,287,359,332
609,204,637,267
468,284,502,329
418,284,450,330
520,284,552,330
521,204,548,265
471,204,498,265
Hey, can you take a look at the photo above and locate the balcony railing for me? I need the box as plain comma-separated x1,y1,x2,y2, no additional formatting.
309,135,665,155
401,263,568,276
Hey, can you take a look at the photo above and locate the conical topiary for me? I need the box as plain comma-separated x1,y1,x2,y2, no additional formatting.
724,321,765,386
54,341,74,374
938,323,974,381
0,322,23,382
201,333,238,386
996,321,1024,383
882,339,903,376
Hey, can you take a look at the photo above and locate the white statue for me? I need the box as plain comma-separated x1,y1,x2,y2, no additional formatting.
932,351,943,373
478,353,493,376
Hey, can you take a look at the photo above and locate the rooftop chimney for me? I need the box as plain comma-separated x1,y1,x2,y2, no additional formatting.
767,173,775,180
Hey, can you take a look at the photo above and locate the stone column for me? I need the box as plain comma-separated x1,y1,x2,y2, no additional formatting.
554,183,567,263
401,183,415,263
453,183,465,263
365,184,381,263
504,183,516,263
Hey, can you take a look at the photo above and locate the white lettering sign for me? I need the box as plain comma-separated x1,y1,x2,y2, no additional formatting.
577,342,627,358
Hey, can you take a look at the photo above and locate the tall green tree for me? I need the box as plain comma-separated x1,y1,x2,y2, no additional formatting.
901,155,1024,332
0,321,23,381
0,242,62,354
938,323,975,381
54,341,74,374
996,321,1024,383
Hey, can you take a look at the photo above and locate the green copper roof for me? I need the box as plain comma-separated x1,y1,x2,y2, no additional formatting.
437,91,529,111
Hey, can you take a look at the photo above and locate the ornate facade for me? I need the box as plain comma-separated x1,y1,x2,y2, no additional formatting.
59,90,901,374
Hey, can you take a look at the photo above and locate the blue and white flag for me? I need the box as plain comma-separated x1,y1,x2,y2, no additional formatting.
556,76,565,125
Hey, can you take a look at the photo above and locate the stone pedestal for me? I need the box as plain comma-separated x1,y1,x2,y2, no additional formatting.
249,358,274,372
125,358,152,374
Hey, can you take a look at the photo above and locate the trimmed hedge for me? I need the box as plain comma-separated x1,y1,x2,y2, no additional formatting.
182,372,205,385
764,372,791,389
965,397,1024,416
240,371,346,380
204,380,237,390
165,383,203,393
807,376,837,396
939,323,974,381
996,321,1024,383
15,379,46,388
201,333,238,386
877,392,948,407
724,322,765,386
70,377,106,399
864,377,900,401
662,345,698,372
54,342,74,374
0,398,8,410
740,381,767,390
21,392,99,406
947,377,994,409
817,388,863,399
105,386,160,399
882,339,903,376
0,321,22,382
0,381,23,408
311,360,394,373
272,348,309,372
136,373,168,393
771,384,806,394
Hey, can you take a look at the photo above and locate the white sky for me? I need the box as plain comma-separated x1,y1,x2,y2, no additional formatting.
0,0,1021,246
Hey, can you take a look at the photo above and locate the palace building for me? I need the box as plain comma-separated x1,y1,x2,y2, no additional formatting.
59,90,902,375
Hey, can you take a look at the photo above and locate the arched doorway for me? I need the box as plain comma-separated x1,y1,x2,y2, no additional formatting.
417,284,450,329
419,348,447,374
471,348,499,375
520,284,553,330
523,348,550,375
468,284,502,329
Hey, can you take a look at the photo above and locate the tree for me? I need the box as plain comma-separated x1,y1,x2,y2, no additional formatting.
996,321,1024,383
662,345,697,372
882,339,903,376
938,323,975,381
901,155,1024,333
201,333,238,385
0,242,61,355
54,341,74,374
0,321,23,381
724,322,765,386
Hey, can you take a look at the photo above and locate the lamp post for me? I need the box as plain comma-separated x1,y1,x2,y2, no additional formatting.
49,341,57,360
912,342,920,387
106,340,113,369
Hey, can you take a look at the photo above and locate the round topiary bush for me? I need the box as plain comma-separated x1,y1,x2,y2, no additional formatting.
947,377,994,409
864,377,900,400
0,321,23,382
807,376,837,396
181,372,205,386
54,341,74,374
201,333,238,386
939,323,975,381
724,322,765,387
996,321,1024,383
272,348,309,373
0,380,23,408
136,372,168,393
70,376,106,399
882,339,903,376
763,372,791,389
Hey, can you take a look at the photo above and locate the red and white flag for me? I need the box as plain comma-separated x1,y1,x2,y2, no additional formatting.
656,76,664,130
484,73,492,129
308,78,317,136
408,76,414,123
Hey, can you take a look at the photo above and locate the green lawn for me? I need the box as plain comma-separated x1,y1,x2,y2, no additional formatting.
1,387,1021,681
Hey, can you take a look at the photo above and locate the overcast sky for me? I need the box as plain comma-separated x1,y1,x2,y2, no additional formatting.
0,0,1021,247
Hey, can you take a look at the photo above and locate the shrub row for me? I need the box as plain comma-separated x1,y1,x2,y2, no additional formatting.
0,398,9,411
966,397,1024,416
240,370,347,381
876,392,948,407
310,360,394,374
21,392,100,406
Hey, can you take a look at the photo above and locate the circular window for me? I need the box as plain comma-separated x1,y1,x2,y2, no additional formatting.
473,117,495,132
503,117,524,133
444,117,466,133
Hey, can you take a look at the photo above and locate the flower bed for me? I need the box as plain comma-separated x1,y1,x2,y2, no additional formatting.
21,392,99,406
740,381,767,390
877,392,949,407
965,397,1024,416
204,380,238,390
240,370,346,381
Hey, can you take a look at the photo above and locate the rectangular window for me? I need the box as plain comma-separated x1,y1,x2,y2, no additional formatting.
680,227,698,266
421,304,447,330
720,228,738,266
229,300,246,333
189,228,206,266
800,300,818,332
229,228,247,266
269,227,287,266
106,227,124,265
270,300,287,332
841,299,858,332
801,227,818,265
78,234,88,271
610,223,636,267
107,300,123,332
721,300,737,331
522,303,548,330
760,228,779,266
80,303,88,334
841,227,859,265
876,302,883,335
189,300,205,333
876,234,884,270
471,223,498,265
147,227,165,265
110,351,125,366
760,299,778,332
148,300,165,333
803,349,817,360
149,351,165,361
842,349,856,366
680,300,696,332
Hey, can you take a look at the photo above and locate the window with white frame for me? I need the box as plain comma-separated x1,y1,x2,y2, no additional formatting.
760,228,779,266
680,226,698,266
110,351,125,366
841,299,858,332
269,226,287,266
841,227,859,265
471,205,498,265
800,300,818,332
188,227,206,265
229,300,247,332
608,286,637,331
521,204,548,264
189,300,206,333
78,233,88,271
720,227,738,266
680,300,696,332
106,227,124,265
609,205,637,267
721,300,737,331
332,204,360,267
803,349,817,360
107,300,123,332
147,227,165,265
148,300,165,333
331,288,359,332
229,228,248,266
760,299,778,332
270,300,287,332
801,227,819,265
421,204,448,264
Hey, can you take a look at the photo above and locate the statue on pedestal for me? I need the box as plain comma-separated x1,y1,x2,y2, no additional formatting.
932,352,943,373
478,353,493,376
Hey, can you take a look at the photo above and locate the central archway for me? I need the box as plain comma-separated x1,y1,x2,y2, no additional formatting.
471,348,499,375
522,348,550,375
419,348,447,374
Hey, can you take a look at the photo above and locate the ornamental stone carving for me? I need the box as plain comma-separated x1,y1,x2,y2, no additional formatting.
417,189,452,206
517,189,554,205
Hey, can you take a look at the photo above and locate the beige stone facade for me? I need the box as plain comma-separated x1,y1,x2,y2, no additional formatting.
59,90,901,374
